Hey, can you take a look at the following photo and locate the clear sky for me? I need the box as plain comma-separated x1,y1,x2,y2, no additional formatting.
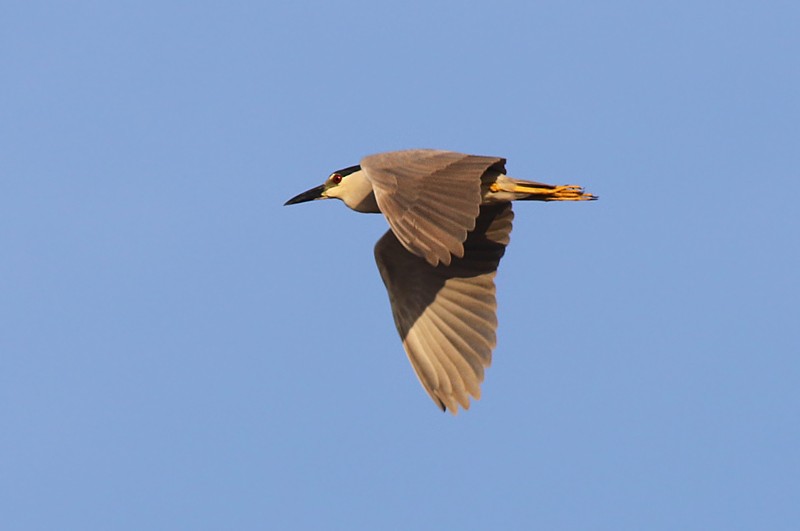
2,1,799,529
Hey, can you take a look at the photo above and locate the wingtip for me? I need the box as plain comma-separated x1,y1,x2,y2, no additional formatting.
440,406,460,417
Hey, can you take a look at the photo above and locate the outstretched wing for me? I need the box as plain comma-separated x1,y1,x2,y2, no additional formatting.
374,203,514,414
362,149,506,267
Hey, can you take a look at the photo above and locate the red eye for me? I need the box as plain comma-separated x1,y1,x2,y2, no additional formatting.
331,173,342,184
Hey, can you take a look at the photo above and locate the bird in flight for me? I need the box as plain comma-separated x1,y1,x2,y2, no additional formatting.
285,149,596,414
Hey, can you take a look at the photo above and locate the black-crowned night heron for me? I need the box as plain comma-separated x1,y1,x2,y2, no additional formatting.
285,149,596,414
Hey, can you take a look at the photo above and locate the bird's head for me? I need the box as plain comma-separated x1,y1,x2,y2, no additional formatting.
284,164,377,212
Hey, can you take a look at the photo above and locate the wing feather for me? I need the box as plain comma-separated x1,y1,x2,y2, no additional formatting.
363,149,506,266
374,204,514,413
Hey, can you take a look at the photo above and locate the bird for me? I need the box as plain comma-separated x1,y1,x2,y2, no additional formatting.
284,149,596,414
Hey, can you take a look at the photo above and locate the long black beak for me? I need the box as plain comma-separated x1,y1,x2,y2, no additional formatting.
284,184,326,206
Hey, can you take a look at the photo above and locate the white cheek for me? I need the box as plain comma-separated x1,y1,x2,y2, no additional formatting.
324,185,342,199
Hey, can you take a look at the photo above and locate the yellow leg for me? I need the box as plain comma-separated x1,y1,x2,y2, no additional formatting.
492,181,597,201
517,184,596,201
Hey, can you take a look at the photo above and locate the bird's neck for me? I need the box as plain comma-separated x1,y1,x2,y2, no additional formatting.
339,171,380,213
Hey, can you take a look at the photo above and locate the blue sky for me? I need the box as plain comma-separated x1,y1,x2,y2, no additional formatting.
2,1,798,529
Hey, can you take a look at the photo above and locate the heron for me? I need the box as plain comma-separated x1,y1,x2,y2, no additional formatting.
285,149,596,414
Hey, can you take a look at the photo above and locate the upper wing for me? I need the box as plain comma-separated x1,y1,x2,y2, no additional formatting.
362,149,506,267
374,203,514,414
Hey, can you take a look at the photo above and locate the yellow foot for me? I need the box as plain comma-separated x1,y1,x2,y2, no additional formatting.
513,183,598,201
